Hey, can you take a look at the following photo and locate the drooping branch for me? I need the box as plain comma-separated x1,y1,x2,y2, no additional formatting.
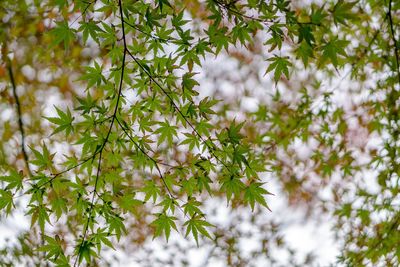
69,0,97,27
386,0,400,175
7,59,32,177
126,49,230,170
349,5,400,265
115,117,183,206
123,20,175,43
73,0,127,265
388,0,400,87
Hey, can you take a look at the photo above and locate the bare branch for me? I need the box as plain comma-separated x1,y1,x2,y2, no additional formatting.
7,59,32,177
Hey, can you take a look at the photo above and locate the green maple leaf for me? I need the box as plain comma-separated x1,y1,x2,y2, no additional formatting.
182,198,203,217
298,25,315,46
117,193,143,213
76,240,96,265
0,190,14,214
45,106,74,136
157,197,177,213
108,214,127,241
296,41,314,67
92,228,116,253
220,175,245,202
181,133,200,150
29,144,55,170
78,61,106,89
196,174,212,194
27,204,51,232
266,55,292,82
151,212,178,241
244,182,272,211
157,0,172,11
0,169,23,190
332,0,358,26
232,23,252,46
38,235,64,260
142,180,161,203
155,120,178,145
184,215,214,246
50,21,76,50
311,4,328,25
79,20,104,44
182,72,199,93
227,121,245,145
51,197,68,220
321,39,349,67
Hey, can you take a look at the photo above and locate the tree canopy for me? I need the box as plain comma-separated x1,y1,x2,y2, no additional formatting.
0,0,399,266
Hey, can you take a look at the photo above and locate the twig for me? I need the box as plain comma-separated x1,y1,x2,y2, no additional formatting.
28,116,114,190
126,49,230,170
211,0,320,28
349,5,399,265
386,0,400,175
388,0,400,87
7,59,32,177
123,20,175,43
69,0,96,28
310,18,386,112
115,117,189,219
73,0,127,265
115,117,175,198
212,0,272,24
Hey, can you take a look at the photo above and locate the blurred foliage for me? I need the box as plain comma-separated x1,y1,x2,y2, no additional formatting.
0,0,399,266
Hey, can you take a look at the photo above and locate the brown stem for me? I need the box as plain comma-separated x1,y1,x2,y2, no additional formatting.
7,60,32,177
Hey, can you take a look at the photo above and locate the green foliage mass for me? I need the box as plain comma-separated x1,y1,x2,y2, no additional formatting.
0,0,399,266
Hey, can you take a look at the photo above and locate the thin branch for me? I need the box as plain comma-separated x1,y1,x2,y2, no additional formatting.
73,0,127,265
28,116,114,190
388,0,400,87
351,212,400,265
7,59,32,177
126,49,230,171
386,0,400,169
116,117,192,220
212,0,272,24
123,20,175,43
123,19,206,48
349,4,399,265
311,17,386,112
37,154,97,189
211,0,320,28
115,117,177,200
69,0,96,28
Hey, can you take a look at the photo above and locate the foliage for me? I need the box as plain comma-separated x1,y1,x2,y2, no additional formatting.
0,0,399,266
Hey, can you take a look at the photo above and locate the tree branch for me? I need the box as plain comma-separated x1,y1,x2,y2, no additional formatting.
116,117,176,198
388,0,400,87
7,59,32,177
126,49,230,170
73,0,127,265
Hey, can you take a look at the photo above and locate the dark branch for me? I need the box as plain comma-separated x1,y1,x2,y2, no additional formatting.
212,0,272,24
388,0,400,87
123,20,175,43
115,117,177,200
73,0,127,265
69,0,97,27
386,0,400,206
126,49,230,170
7,60,32,177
